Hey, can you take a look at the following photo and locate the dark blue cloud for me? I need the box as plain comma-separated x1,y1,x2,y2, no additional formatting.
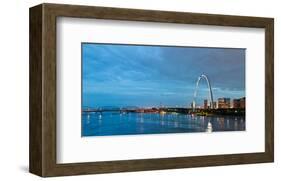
82,43,245,108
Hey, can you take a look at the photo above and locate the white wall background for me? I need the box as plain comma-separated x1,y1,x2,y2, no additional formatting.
0,0,279,180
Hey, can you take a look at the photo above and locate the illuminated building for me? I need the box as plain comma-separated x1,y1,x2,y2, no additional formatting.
239,97,245,108
204,99,208,109
213,101,217,109
218,98,231,108
233,99,240,108
232,97,246,108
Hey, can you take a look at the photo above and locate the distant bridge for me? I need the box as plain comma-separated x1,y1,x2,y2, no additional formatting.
82,108,136,113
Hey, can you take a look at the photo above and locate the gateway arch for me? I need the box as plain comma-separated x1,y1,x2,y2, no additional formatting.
192,74,214,110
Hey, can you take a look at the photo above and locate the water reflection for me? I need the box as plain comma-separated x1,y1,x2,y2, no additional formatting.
206,121,213,133
82,112,245,137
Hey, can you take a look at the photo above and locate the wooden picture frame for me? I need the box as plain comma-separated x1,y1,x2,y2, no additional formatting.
29,3,274,177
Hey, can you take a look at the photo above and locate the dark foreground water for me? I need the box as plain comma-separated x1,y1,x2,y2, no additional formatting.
82,112,245,137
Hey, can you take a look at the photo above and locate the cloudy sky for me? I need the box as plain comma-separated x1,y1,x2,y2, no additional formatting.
82,43,245,108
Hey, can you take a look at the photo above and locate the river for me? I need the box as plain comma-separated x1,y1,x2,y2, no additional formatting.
82,112,245,137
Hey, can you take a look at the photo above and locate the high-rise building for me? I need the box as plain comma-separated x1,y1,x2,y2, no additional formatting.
218,98,231,108
233,99,240,108
225,98,231,108
204,99,208,109
213,101,217,109
239,97,245,108
232,97,246,108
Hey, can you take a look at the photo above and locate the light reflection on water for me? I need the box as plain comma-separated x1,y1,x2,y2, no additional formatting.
82,112,245,137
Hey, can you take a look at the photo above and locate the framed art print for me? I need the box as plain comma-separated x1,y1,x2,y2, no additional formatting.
81,43,246,137
29,3,274,177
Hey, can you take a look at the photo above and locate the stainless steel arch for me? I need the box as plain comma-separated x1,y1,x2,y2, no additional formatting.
192,74,214,110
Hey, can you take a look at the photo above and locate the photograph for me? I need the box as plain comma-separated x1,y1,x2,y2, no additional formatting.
81,43,246,137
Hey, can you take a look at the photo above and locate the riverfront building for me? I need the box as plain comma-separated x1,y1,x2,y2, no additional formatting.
218,98,231,109
232,97,246,108
233,99,240,108
194,97,245,110
213,101,217,109
204,99,208,109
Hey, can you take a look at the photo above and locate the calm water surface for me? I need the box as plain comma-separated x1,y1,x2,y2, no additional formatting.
82,112,245,137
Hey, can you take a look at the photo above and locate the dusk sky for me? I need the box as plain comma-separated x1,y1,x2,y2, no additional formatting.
82,43,245,108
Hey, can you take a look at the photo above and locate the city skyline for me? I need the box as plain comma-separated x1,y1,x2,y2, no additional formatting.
82,43,245,108
201,96,245,109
